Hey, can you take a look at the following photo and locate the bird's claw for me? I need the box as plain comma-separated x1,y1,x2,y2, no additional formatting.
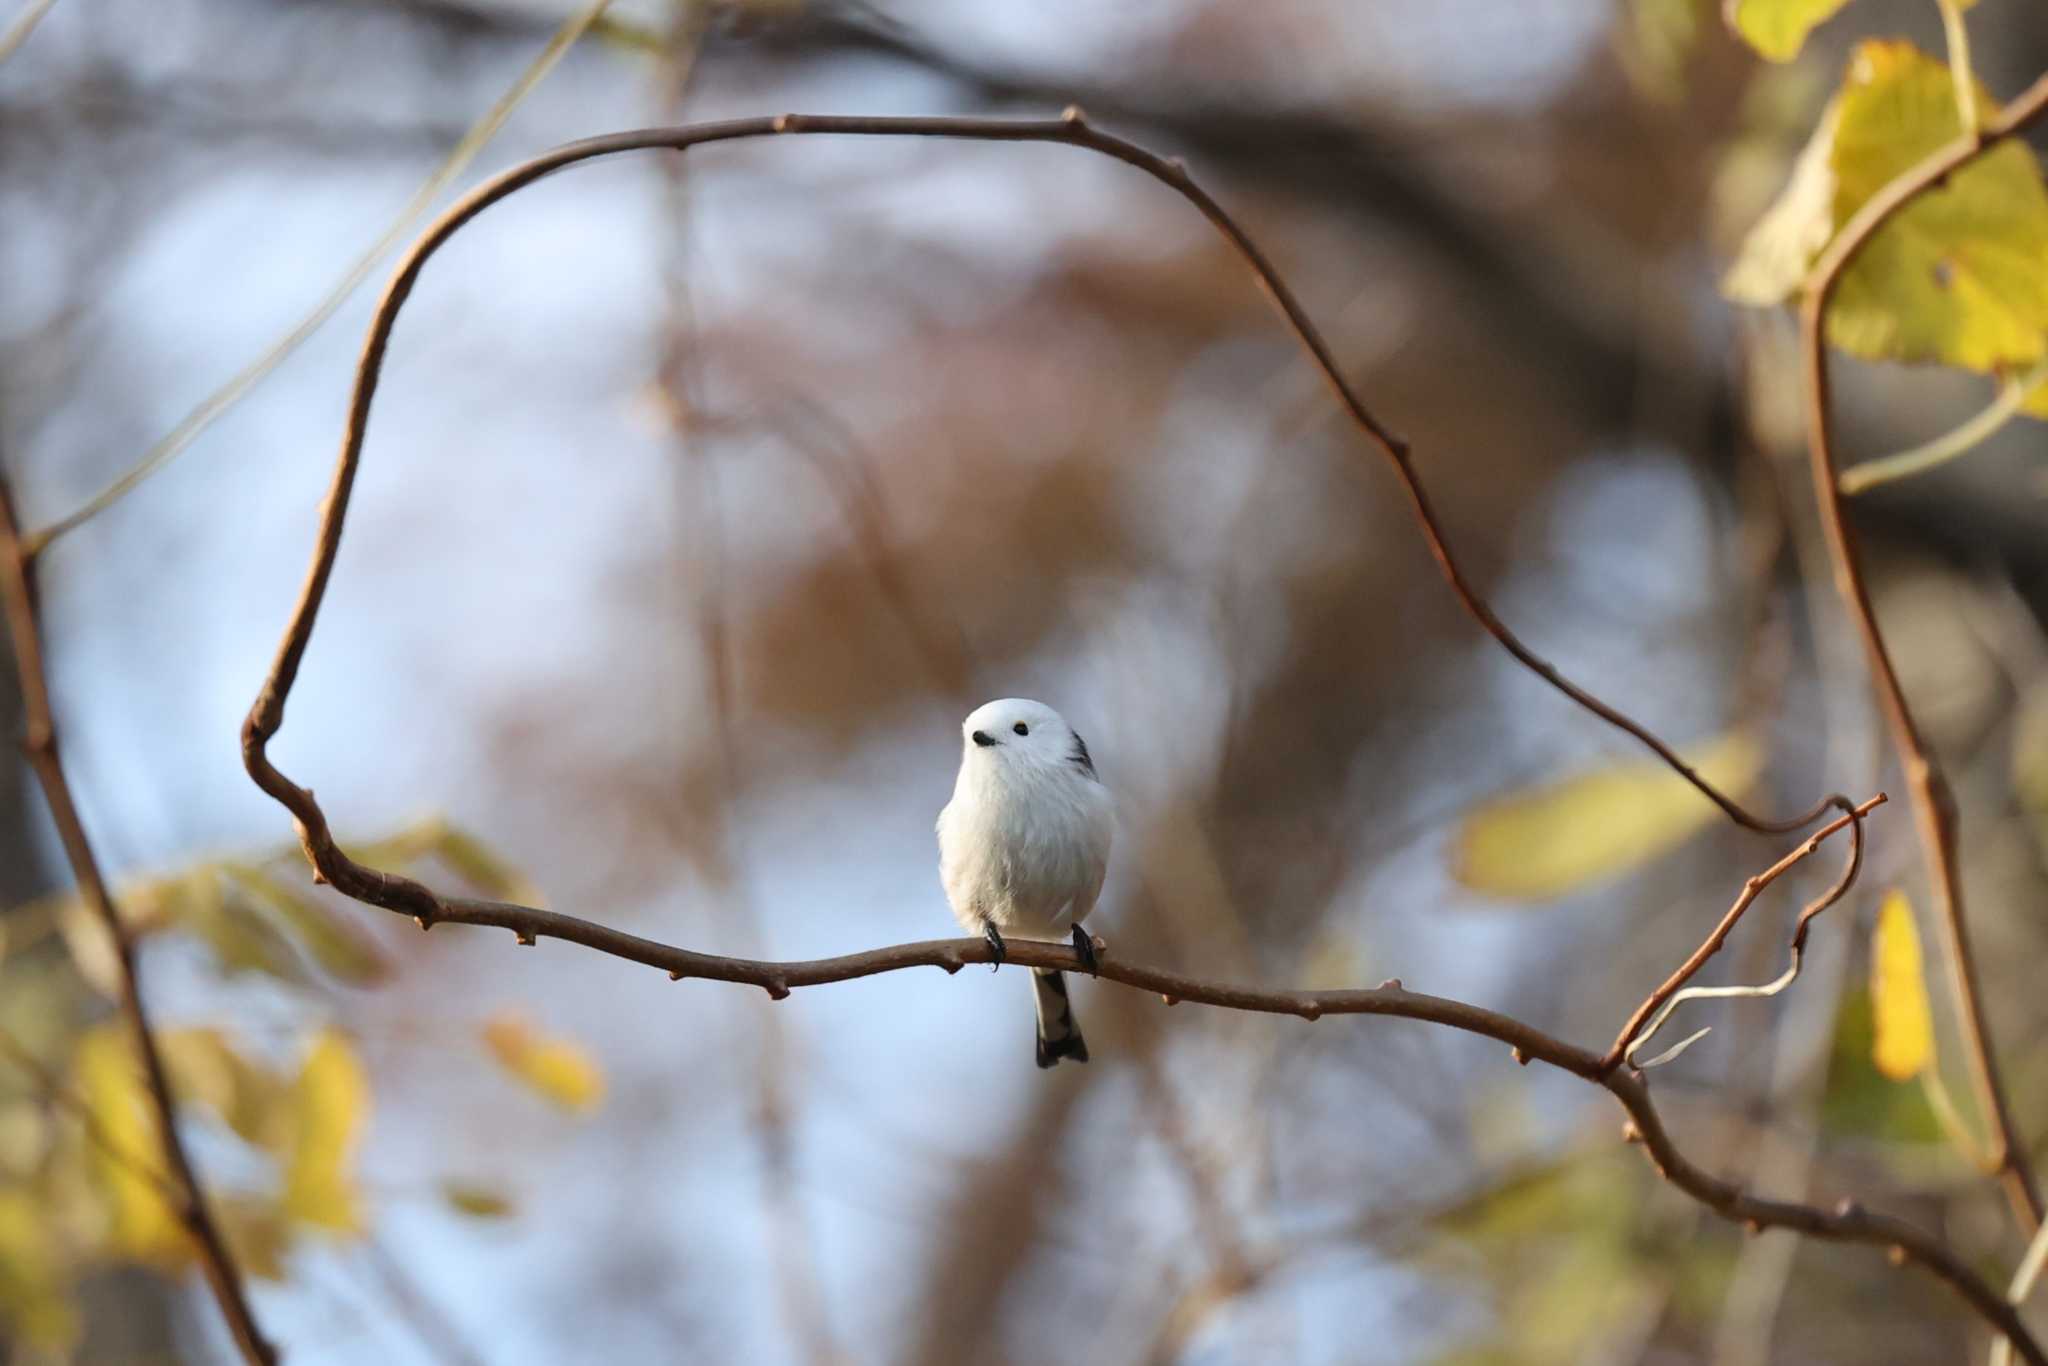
983,923,1006,972
1071,923,1100,974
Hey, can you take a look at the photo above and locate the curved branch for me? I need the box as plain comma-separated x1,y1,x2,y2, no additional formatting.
231,873,2048,1362
1605,794,1884,1070
232,106,2031,1351
1799,68,2048,1232
1839,358,2048,495
241,110,1842,841
0,480,275,1365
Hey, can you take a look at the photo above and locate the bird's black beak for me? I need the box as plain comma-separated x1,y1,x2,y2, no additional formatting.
971,730,997,748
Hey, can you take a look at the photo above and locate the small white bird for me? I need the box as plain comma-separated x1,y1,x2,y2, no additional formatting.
937,698,1114,1067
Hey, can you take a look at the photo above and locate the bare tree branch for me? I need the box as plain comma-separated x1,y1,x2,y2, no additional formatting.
222,109,2044,1353
242,111,1846,869
1605,794,1884,1070
179,867,2042,1360
1799,66,2048,1234
0,478,276,1365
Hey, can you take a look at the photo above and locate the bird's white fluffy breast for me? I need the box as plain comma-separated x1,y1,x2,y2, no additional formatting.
937,759,1113,937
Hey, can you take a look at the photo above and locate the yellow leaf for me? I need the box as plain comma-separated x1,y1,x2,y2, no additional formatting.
1870,890,1935,1081
1722,41,2048,373
74,1026,187,1268
482,1014,604,1113
2021,374,2048,420
1724,99,1841,306
441,1181,515,1219
1452,732,1764,901
1828,42,2048,370
218,1196,294,1281
56,903,124,1000
1725,0,1857,63
283,1031,368,1236
0,1187,81,1351
159,1029,288,1150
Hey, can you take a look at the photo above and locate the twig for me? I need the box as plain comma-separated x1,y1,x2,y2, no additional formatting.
20,0,620,555
0,480,275,1364
1937,0,1979,136
1839,358,2048,495
239,111,1846,852
1605,794,1884,1070
0,0,55,65
1993,1217,2048,1366
1799,67,2048,1232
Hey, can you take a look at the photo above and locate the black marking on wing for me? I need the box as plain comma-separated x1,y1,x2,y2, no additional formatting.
1071,730,1097,778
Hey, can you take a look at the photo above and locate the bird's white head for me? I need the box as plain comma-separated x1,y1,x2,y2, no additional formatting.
959,697,1096,779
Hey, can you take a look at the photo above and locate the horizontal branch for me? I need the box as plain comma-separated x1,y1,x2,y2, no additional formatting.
354,889,2035,1362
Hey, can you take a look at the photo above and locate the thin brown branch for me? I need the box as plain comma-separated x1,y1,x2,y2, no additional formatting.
1605,794,1885,1070
202,873,2048,1361
240,111,1843,853
1798,68,2048,1233
0,1028,186,1206
0,480,276,1365
227,107,2033,1351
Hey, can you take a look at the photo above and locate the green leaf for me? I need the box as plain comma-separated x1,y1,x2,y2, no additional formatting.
349,818,447,873
1452,731,1765,901
1822,988,1942,1142
187,881,310,984
1725,0,1856,62
435,825,545,905
352,817,543,903
2012,682,2048,815
442,1181,515,1219
1827,42,2048,370
283,1031,368,1236
482,1013,604,1113
1870,890,1935,1081
223,863,391,986
1616,0,1706,104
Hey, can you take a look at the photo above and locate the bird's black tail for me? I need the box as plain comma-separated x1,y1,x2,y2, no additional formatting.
1032,968,1089,1068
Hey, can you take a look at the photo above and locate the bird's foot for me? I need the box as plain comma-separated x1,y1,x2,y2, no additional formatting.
1070,923,1100,974
983,922,1006,972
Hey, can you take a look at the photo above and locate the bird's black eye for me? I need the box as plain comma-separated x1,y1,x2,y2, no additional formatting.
1013,722,1029,736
